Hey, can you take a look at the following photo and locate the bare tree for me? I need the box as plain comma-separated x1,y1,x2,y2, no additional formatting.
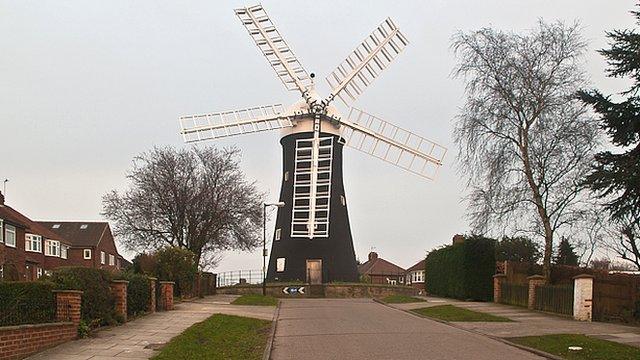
452,20,600,279
102,146,264,269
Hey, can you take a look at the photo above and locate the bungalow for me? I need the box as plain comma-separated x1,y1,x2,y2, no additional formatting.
405,259,425,290
0,192,72,280
357,252,406,285
38,221,122,271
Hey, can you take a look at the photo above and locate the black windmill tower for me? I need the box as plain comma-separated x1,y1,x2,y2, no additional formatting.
178,4,447,283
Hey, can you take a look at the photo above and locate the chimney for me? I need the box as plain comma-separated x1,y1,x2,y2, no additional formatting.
0,191,4,206
452,234,465,245
368,252,378,261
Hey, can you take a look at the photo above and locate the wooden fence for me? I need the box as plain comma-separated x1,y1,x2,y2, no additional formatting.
593,274,640,322
500,282,528,307
534,284,574,316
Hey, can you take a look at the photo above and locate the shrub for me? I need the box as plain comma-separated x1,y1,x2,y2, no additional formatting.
49,267,116,325
425,235,496,301
154,247,197,297
118,272,151,317
0,281,57,326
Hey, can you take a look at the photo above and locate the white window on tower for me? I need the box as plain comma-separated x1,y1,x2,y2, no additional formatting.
274,228,281,241
0,219,4,243
276,258,285,272
101,251,106,265
5,224,16,247
109,254,115,266
284,171,289,181
83,249,92,259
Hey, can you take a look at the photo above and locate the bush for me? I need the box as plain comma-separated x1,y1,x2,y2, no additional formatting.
49,267,116,326
118,272,151,317
0,281,57,326
425,235,496,301
154,247,197,297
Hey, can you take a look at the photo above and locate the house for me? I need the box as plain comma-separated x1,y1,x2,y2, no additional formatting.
38,221,122,271
357,252,406,285
405,259,425,290
0,192,72,281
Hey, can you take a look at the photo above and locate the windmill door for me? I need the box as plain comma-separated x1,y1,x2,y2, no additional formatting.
306,260,322,284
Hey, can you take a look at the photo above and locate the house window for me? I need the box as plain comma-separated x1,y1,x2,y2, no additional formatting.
340,195,346,206
101,251,105,264
276,258,285,272
36,267,43,278
274,228,281,241
45,240,60,257
116,258,121,268
412,270,424,283
5,225,16,247
109,254,115,266
284,171,289,181
25,234,42,253
0,219,4,243
52,224,60,229
61,244,68,259
80,224,88,229
83,249,92,259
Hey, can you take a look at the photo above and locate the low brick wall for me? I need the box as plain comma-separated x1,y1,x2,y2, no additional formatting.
0,322,76,360
217,283,418,298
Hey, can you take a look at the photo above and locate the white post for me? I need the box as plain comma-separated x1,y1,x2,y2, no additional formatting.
573,274,594,321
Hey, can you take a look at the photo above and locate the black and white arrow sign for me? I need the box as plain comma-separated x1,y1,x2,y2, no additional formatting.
282,286,305,295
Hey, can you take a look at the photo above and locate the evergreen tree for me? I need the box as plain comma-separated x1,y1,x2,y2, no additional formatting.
554,237,579,266
578,6,640,269
578,8,640,223
495,236,541,264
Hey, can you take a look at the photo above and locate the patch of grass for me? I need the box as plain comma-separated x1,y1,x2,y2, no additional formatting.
509,334,640,360
411,304,512,322
151,314,271,360
381,295,427,303
231,294,278,306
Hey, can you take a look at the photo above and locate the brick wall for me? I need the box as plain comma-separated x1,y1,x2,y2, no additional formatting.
0,323,76,360
217,284,419,298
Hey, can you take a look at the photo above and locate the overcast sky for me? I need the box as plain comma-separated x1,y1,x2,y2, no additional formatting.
1,1,635,271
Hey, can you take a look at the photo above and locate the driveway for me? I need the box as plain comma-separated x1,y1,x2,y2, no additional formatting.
271,298,542,360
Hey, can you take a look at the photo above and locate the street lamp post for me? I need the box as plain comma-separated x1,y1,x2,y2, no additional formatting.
263,201,285,296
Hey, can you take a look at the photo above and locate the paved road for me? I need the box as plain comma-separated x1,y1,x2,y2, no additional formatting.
271,298,542,360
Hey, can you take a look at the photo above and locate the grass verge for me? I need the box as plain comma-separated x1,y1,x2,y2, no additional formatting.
381,295,427,303
231,294,278,306
508,334,640,360
411,304,512,322
151,314,271,360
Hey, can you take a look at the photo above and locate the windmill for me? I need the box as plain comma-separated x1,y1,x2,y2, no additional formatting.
178,4,447,283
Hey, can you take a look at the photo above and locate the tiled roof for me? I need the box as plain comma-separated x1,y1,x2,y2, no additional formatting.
0,205,70,244
38,221,108,247
406,259,425,272
358,257,406,276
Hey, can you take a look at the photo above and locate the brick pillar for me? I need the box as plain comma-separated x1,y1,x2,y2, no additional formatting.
110,280,129,322
194,272,203,298
212,273,217,295
527,275,546,310
159,281,175,311
573,274,594,321
493,274,507,303
148,277,157,313
53,290,82,327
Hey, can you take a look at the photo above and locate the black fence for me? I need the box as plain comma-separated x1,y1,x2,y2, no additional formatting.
216,269,264,287
501,282,528,307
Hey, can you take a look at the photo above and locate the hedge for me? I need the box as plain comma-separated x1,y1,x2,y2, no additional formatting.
118,272,151,317
425,236,495,301
0,281,57,326
49,267,116,326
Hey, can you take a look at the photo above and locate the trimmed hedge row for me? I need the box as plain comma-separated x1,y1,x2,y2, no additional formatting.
0,281,57,326
425,236,495,301
49,267,116,326
118,272,151,317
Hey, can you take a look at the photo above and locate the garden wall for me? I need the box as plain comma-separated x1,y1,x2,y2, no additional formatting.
0,323,76,360
216,283,418,298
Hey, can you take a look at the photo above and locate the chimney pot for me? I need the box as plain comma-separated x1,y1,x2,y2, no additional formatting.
368,252,378,261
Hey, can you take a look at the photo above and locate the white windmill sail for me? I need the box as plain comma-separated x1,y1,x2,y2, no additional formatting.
179,104,292,143
325,18,408,106
235,4,312,93
338,108,447,180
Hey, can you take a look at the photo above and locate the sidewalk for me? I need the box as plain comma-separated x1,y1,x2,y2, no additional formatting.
388,296,640,348
28,295,276,360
